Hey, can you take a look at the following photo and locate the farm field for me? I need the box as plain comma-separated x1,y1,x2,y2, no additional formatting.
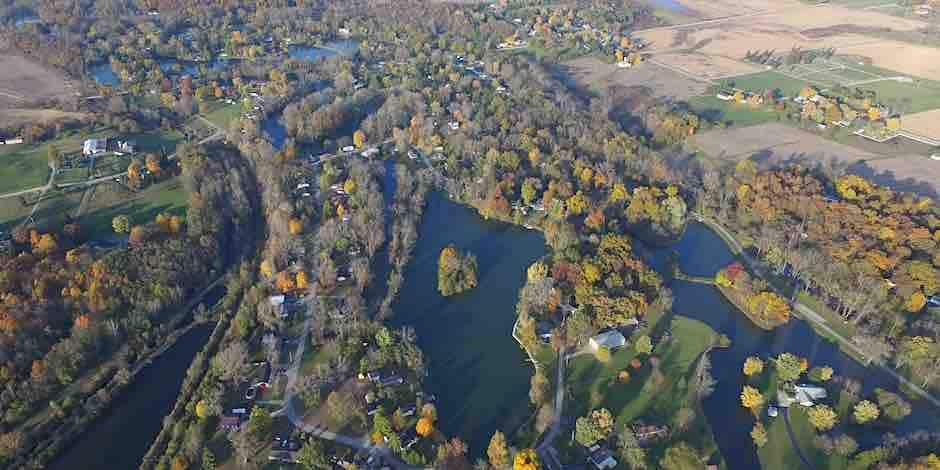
634,0,939,81
561,57,709,100
716,70,809,97
690,122,883,164
898,109,940,142
0,55,75,109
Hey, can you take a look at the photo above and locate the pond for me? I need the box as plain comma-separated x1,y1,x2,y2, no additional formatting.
644,0,694,15
46,286,224,470
390,193,548,455
642,222,940,468
288,39,360,62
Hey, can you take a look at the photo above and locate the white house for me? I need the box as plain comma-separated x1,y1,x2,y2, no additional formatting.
83,139,107,156
589,330,626,352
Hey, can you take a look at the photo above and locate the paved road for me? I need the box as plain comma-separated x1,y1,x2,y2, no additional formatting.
783,407,815,470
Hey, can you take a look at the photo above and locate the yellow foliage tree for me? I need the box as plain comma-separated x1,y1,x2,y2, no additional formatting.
416,417,434,437
743,356,764,376
288,217,304,236
296,271,309,290
353,130,367,149
344,178,357,194
260,260,275,279
276,271,296,293
908,291,927,313
514,449,541,470
740,385,764,414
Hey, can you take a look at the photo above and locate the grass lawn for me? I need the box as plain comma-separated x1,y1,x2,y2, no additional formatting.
566,315,718,422
758,406,848,470
0,127,109,194
687,96,785,128
0,177,188,238
78,177,188,239
203,101,242,129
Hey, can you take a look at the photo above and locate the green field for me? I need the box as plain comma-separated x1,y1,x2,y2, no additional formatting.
718,71,810,97
687,96,785,128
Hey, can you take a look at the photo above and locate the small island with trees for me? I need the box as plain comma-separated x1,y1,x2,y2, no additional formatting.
715,262,791,330
438,245,478,297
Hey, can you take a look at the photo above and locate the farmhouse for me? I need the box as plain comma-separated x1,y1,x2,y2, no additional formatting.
589,330,626,352
83,138,108,156
587,445,617,470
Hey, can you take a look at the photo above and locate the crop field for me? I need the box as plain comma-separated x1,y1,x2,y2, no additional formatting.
692,122,940,197
717,70,809,96
561,57,709,100
634,0,940,83
0,55,75,110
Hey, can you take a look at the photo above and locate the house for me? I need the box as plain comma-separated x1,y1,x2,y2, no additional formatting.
400,404,418,417
589,330,626,352
115,140,136,154
379,375,404,387
716,90,734,101
794,384,827,406
399,429,420,450
220,415,244,430
587,445,617,470
83,139,108,156
633,424,668,443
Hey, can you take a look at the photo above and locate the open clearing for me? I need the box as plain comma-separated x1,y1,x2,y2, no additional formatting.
561,57,709,100
0,55,74,109
634,0,940,81
692,122,940,197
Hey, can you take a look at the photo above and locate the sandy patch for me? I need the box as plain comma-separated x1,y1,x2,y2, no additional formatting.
691,122,880,164
0,109,89,129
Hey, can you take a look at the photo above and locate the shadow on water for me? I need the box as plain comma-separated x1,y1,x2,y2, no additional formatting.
390,193,547,455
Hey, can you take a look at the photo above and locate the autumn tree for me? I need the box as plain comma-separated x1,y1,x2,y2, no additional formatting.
487,431,510,469
740,385,764,415
743,356,764,377
751,423,768,448
514,449,540,470
575,408,614,446
416,417,434,437
775,353,803,382
807,404,838,431
354,129,367,149
853,400,879,424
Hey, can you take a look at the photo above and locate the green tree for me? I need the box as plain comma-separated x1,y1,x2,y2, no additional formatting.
575,408,614,446
112,215,131,234
635,335,653,354
751,423,768,448
616,426,647,469
297,438,330,470
248,407,273,440
853,400,880,424
201,449,216,470
659,442,702,470
774,353,803,382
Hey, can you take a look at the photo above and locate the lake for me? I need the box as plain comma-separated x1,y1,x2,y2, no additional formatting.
390,193,548,454
391,198,940,464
